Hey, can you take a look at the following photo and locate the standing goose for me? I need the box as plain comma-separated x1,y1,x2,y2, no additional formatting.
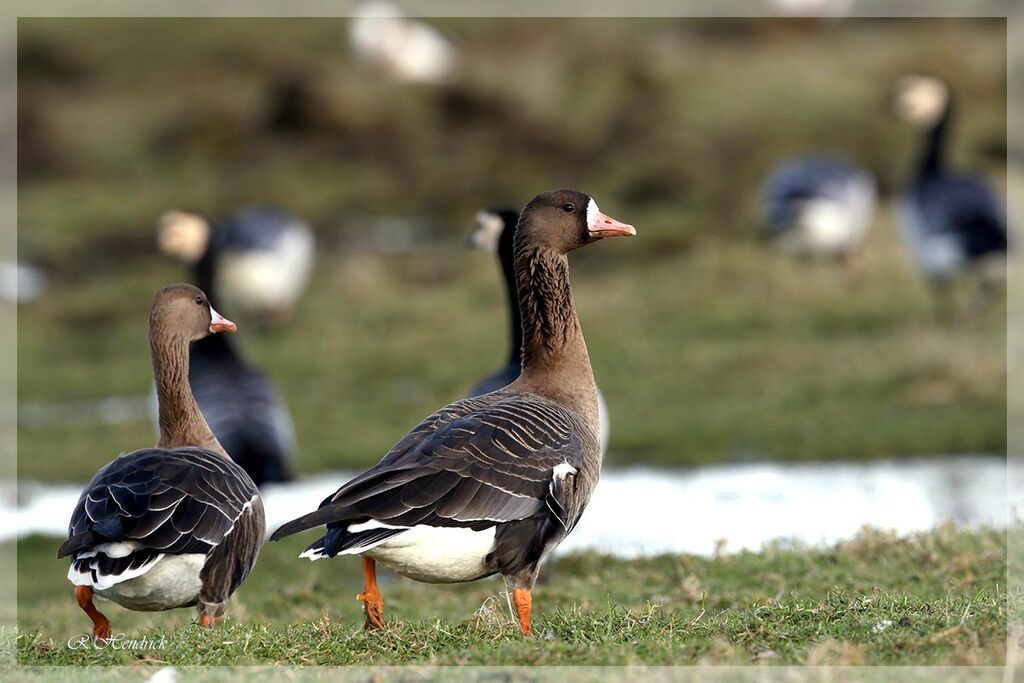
892,75,1009,299
58,285,264,639
466,208,610,454
156,208,300,486
760,155,877,266
270,190,635,635
157,206,315,323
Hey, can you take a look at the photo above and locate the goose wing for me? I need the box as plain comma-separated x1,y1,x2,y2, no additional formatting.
58,447,258,559
270,392,588,540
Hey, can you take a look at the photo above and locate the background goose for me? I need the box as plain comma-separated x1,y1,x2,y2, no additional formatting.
58,285,264,639
892,75,1009,302
157,206,315,323
760,155,877,266
182,332,296,487
270,190,635,636
348,0,456,85
466,208,610,454
156,207,301,487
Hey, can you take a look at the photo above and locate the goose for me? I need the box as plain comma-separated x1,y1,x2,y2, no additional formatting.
760,155,877,266
892,75,1009,299
466,208,611,455
348,0,456,85
270,190,635,635
157,206,315,323
58,285,264,640
181,331,296,487
156,209,299,487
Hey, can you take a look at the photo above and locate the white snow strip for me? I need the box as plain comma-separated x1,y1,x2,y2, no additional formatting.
12,455,1010,558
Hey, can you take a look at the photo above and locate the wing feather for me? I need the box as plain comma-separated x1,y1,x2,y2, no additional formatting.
271,391,591,542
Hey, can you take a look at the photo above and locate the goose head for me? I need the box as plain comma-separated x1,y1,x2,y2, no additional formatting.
517,189,635,255
892,75,949,127
156,211,211,264
150,284,236,343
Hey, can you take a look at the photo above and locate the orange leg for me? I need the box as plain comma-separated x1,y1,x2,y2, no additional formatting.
199,614,217,628
513,589,532,636
356,556,385,630
75,586,112,641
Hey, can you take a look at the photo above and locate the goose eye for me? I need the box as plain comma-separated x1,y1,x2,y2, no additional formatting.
194,296,204,305
563,203,576,213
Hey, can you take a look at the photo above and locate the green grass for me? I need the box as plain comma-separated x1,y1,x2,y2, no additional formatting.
14,17,1007,482
15,525,1007,666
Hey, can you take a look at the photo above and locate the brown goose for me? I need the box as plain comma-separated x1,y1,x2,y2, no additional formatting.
57,284,265,639
465,207,611,455
270,189,634,635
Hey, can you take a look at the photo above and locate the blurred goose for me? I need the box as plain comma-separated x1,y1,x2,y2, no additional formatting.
182,330,296,487
270,190,635,635
156,209,299,487
892,75,1009,298
466,208,610,455
761,155,877,265
348,0,456,85
58,285,264,639
157,206,315,323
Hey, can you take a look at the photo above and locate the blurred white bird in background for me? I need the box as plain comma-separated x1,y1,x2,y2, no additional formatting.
348,0,457,85
768,0,855,17
760,155,877,267
0,260,46,304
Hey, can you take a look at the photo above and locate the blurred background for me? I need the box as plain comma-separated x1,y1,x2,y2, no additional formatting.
13,15,1007,546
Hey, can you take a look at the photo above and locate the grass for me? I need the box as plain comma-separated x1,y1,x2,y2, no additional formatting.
15,525,1007,666
11,16,1010,670
14,17,1007,482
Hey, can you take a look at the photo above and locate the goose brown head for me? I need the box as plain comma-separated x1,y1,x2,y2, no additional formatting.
516,189,635,255
150,283,236,344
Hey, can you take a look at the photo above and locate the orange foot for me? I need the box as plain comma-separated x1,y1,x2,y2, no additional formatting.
75,585,112,641
513,589,532,637
358,556,385,630
357,589,385,630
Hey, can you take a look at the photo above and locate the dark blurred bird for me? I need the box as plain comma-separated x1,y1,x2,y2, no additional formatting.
466,208,610,455
761,155,877,267
157,206,315,323
892,75,1008,305
155,207,305,486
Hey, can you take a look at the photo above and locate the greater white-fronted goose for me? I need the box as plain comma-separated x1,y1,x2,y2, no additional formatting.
760,155,876,266
58,285,265,640
270,190,634,635
892,75,1009,300
466,208,610,454
157,206,315,322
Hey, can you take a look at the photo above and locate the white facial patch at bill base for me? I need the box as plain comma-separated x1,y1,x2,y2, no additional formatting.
586,198,600,230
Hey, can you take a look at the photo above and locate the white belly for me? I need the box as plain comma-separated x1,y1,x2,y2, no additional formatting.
96,554,206,611
216,228,314,315
365,525,497,584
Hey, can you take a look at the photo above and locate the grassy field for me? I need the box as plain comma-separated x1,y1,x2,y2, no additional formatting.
15,18,1008,482
15,525,1007,666
12,17,1010,671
